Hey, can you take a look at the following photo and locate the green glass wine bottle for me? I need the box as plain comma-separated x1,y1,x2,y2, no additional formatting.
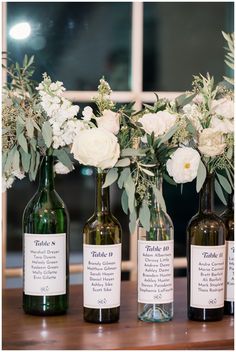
187,173,226,321
220,193,234,315
137,176,174,322
23,155,69,315
83,169,122,323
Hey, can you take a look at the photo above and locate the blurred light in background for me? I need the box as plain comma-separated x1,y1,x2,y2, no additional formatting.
9,22,31,40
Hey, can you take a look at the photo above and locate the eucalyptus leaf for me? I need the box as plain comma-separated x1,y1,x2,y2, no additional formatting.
28,55,34,67
31,151,40,180
23,54,28,67
121,148,145,157
18,133,28,153
227,147,233,160
124,174,135,213
53,149,73,170
16,114,25,125
26,119,34,139
31,119,41,131
225,168,234,189
2,152,7,169
129,210,137,235
186,120,197,135
216,172,232,194
16,123,24,137
117,167,130,189
152,185,167,212
139,202,150,232
141,168,155,177
115,158,130,167
102,168,118,188
29,147,36,181
19,148,31,173
12,149,20,171
175,92,195,107
4,146,16,172
214,178,227,205
42,121,53,148
121,190,128,215
30,138,37,151
196,160,207,193
163,173,177,186
160,125,178,144
139,163,156,168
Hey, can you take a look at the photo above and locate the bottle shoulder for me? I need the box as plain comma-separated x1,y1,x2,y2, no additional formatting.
23,189,69,222
187,212,225,228
84,212,121,230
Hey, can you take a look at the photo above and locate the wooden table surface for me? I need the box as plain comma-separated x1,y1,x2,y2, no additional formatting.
2,278,234,350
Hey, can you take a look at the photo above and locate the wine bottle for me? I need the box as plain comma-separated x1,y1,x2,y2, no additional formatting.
137,177,174,322
83,170,122,323
23,155,69,315
220,193,234,315
187,174,226,321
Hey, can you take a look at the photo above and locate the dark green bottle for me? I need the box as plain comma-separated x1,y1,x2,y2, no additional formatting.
83,170,122,323
220,193,234,315
23,155,69,315
187,174,226,321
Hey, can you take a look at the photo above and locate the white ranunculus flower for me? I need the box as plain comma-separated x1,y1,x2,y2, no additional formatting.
82,106,93,121
96,109,120,135
138,111,177,138
71,127,120,170
198,128,226,157
211,98,234,119
210,116,234,134
54,162,74,174
166,147,201,184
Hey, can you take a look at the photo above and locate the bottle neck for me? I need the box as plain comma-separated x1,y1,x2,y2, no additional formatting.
38,155,55,191
199,174,214,213
95,170,110,214
153,174,163,210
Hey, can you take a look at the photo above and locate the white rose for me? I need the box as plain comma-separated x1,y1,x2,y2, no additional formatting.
138,111,177,138
71,127,120,170
198,128,226,157
211,98,234,119
210,116,234,133
82,106,93,121
54,162,74,174
96,109,120,135
166,147,201,184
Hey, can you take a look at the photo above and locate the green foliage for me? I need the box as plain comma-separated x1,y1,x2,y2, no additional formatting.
2,56,75,189
196,160,207,193
222,31,234,86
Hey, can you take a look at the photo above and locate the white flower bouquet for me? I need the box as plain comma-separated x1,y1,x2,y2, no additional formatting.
71,78,136,171
99,95,185,233
2,56,78,191
166,74,234,204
